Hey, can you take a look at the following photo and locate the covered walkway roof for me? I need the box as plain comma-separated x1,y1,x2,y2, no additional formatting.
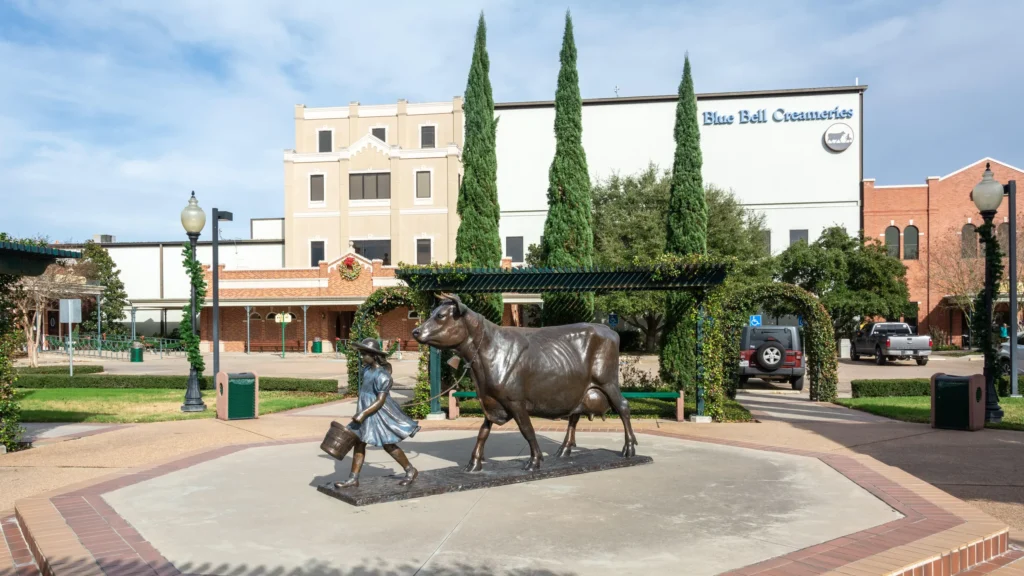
0,241,81,276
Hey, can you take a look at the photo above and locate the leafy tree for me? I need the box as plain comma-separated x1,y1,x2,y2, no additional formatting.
0,234,25,451
592,165,771,351
79,241,129,336
538,10,595,326
776,226,911,341
454,12,503,324
660,55,707,391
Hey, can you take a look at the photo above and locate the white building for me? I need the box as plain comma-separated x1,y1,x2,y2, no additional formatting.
59,220,285,336
494,85,866,260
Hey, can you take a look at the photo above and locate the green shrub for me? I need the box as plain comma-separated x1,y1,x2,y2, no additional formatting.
851,379,930,398
15,374,338,393
16,365,105,375
259,377,338,393
995,375,1023,398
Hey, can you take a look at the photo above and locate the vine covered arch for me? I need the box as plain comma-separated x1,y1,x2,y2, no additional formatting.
713,281,839,402
347,287,433,417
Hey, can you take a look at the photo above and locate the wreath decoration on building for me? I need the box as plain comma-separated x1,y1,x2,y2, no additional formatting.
339,256,362,281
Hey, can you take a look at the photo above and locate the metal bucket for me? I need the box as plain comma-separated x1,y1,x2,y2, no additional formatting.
320,421,360,460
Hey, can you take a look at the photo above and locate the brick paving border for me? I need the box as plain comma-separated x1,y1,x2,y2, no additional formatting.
2,512,41,576
11,425,1016,576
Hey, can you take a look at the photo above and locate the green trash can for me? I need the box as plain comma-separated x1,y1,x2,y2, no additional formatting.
312,338,323,354
130,341,144,363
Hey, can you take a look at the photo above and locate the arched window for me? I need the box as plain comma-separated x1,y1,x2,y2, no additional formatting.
884,226,900,259
998,223,1010,253
961,224,978,258
249,312,262,321
266,313,277,322
903,225,919,260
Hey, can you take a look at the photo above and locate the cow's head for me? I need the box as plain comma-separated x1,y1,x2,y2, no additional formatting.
411,293,471,349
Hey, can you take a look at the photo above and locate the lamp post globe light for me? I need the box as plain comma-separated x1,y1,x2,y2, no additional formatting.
181,191,207,413
971,163,1005,423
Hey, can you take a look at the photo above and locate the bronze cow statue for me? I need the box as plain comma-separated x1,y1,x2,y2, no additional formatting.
411,294,638,472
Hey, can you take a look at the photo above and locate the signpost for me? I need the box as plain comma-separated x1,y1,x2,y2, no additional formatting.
749,315,762,327
59,299,82,376
275,312,294,358
608,313,618,328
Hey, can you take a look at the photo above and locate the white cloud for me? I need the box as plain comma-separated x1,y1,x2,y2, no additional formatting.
0,0,1020,242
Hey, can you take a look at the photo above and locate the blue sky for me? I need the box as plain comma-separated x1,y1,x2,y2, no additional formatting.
0,0,1021,243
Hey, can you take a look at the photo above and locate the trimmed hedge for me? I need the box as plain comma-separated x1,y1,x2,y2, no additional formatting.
851,379,930,398
14,374,339,393
853,376,1019,399
16,365,105,375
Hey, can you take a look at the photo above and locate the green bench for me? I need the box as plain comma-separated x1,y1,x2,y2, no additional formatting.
447,389,684,421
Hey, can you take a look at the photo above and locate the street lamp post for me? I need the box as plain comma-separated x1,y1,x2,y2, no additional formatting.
181,192,207,413
211,207,233,377
972,163,1005,423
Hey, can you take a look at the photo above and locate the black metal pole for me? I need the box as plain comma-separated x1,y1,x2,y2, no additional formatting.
1009,180,1021,398
981,211,1004,423
182,232,206,412
212,208,220,377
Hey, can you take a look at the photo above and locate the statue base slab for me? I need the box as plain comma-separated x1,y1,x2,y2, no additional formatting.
316,448,653,506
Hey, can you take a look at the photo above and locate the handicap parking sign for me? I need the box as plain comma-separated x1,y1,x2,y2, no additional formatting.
749,315,762,327
608,313,619,328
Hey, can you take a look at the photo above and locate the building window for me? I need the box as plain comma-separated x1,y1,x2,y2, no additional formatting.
885,226,900,259
318,130,332,153
371,127,386,142
789,229,809,247
353,240,391,265
309,174,325,204
407,310,419,320
420,125,435,149
416,238,432,265
416,171,431,199
904,225,919,260
458,173,462,191
310,241,325,268
961,224,979,258
506,236,524,263
349,173,391,200
249,312,262,321
998,222,1010,253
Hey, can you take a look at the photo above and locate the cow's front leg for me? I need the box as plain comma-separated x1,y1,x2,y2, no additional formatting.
510,407,543,471
465,418,492,473
555,414,581,458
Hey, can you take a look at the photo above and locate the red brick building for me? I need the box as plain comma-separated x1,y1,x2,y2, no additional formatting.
197,251,525,353
863,158,1024,346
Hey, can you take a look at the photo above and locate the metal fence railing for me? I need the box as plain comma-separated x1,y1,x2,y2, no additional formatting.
41,335,187,360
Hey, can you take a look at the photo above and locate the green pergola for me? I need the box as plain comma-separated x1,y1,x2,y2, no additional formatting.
0,242,81,276
395,263,729,416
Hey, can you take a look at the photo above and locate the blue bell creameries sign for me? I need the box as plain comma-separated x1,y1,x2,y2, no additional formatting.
702,107,855,125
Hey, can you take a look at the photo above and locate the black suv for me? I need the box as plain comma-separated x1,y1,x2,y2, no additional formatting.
739,326,806,391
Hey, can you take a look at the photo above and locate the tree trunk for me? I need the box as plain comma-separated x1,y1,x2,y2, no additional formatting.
644,315,660,352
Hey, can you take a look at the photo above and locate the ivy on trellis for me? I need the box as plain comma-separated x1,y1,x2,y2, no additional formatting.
702,281,839,404
180,242,207,375
346,286,433,418
972,220,1004,380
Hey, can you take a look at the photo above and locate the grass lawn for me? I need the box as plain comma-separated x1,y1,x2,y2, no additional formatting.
14,388,343,423
835,396,1024,431
443,395,753,423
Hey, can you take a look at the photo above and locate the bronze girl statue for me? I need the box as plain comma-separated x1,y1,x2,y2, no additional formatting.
335,338,421,488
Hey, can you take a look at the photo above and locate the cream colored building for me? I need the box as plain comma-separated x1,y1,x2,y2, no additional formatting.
282,98,464,269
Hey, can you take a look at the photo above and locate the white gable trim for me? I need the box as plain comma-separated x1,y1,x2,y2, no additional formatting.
940,157,1024,181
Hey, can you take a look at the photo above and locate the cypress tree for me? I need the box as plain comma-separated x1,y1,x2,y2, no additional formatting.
660,55,708,391
454,12,503,324
540,10,594,326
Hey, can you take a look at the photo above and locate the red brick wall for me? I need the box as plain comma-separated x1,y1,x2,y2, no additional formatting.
863,159,1024,344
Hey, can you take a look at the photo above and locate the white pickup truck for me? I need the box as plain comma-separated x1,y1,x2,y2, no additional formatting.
850,322,933,366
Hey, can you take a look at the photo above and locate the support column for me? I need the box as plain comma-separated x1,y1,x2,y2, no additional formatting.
131,307,137,341
96,293,102,356
302,305,309,354
427,346,444,420
245,305,252,354
691,298,711,423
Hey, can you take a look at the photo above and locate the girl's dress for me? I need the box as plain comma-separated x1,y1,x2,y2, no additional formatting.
348,363,421,446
